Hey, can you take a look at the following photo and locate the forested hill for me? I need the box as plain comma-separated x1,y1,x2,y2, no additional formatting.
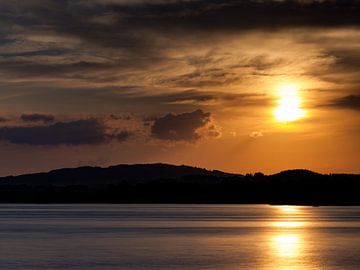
0,164,359,205
0,163,235,187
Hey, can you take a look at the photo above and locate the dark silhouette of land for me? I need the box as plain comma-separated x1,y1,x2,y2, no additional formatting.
0,163,359,205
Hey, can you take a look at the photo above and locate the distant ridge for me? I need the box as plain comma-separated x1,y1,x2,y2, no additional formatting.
0,163,237,187
272,169,322,177
0,163,359,205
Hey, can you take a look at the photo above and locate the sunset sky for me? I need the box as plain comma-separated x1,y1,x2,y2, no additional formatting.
0,0,359,176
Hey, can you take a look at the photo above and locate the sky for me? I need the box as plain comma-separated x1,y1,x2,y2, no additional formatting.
0,0,359,176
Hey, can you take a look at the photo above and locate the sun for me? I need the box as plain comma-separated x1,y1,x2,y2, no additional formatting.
274,84,305,123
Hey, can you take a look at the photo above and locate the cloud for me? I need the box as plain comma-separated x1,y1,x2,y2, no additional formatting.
77,1,360,31
0,117,8,123
151,90,271,108
151,109,213,141
250,131,264,138
0,0,359,121
197,123,222,139
109,114,132,121
328,95,360,110
0,118,132,146
21,113,55,123
111,131,133,142
0,0,359,85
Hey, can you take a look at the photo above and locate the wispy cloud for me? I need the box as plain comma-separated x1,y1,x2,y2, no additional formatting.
327,95,360,110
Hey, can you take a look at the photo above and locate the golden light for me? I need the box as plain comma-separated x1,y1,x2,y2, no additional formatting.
272,221,304,228
278,205,299,213
272,234,301,258
274,84,305,123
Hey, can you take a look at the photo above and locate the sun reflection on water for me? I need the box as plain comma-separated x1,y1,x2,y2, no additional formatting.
278,205,300,213
272,234,301,258
272,221,305,228
269,205,307,268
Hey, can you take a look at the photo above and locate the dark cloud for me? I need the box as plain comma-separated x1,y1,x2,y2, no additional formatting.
328,95,360,110
0,118,132,146
0,60,115,80
2,1,360,45
0,38,15,46
21,113,55,123
0,117,8,123
0,49,69,58
109,114,132,121
305,48,360,86
5,2,359,48
153,90,271,107
151,109,211,141
0,0,359,83
84,1,360,32
322,50,360,85
112,131,133,142
331,50,360,71
0,0,358,120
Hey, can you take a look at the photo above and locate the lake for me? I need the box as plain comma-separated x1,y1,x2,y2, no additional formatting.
0,204,360,269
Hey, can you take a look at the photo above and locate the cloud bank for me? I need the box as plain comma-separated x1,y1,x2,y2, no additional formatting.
0,118,132,146
21,113,55,123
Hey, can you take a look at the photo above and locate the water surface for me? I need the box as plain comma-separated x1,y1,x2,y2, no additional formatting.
0,204,360,269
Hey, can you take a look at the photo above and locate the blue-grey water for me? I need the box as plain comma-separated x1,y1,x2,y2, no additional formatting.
0,204,360,270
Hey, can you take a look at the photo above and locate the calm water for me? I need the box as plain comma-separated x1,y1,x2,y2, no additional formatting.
0,204,360,270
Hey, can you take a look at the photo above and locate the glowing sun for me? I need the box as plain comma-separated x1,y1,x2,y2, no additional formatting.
274,84,305,123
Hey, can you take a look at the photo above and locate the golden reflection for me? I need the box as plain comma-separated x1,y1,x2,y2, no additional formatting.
274,84,305,123
272,234,301,258
272,221,304,228
278,205,299,213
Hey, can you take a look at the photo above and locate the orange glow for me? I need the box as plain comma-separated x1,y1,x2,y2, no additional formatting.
278,205,299,213
272,234,301,258
274,84,305,122
272,221,304,228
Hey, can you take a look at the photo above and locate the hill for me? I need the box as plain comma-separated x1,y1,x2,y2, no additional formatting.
0,163,235,187
0,164,359,205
